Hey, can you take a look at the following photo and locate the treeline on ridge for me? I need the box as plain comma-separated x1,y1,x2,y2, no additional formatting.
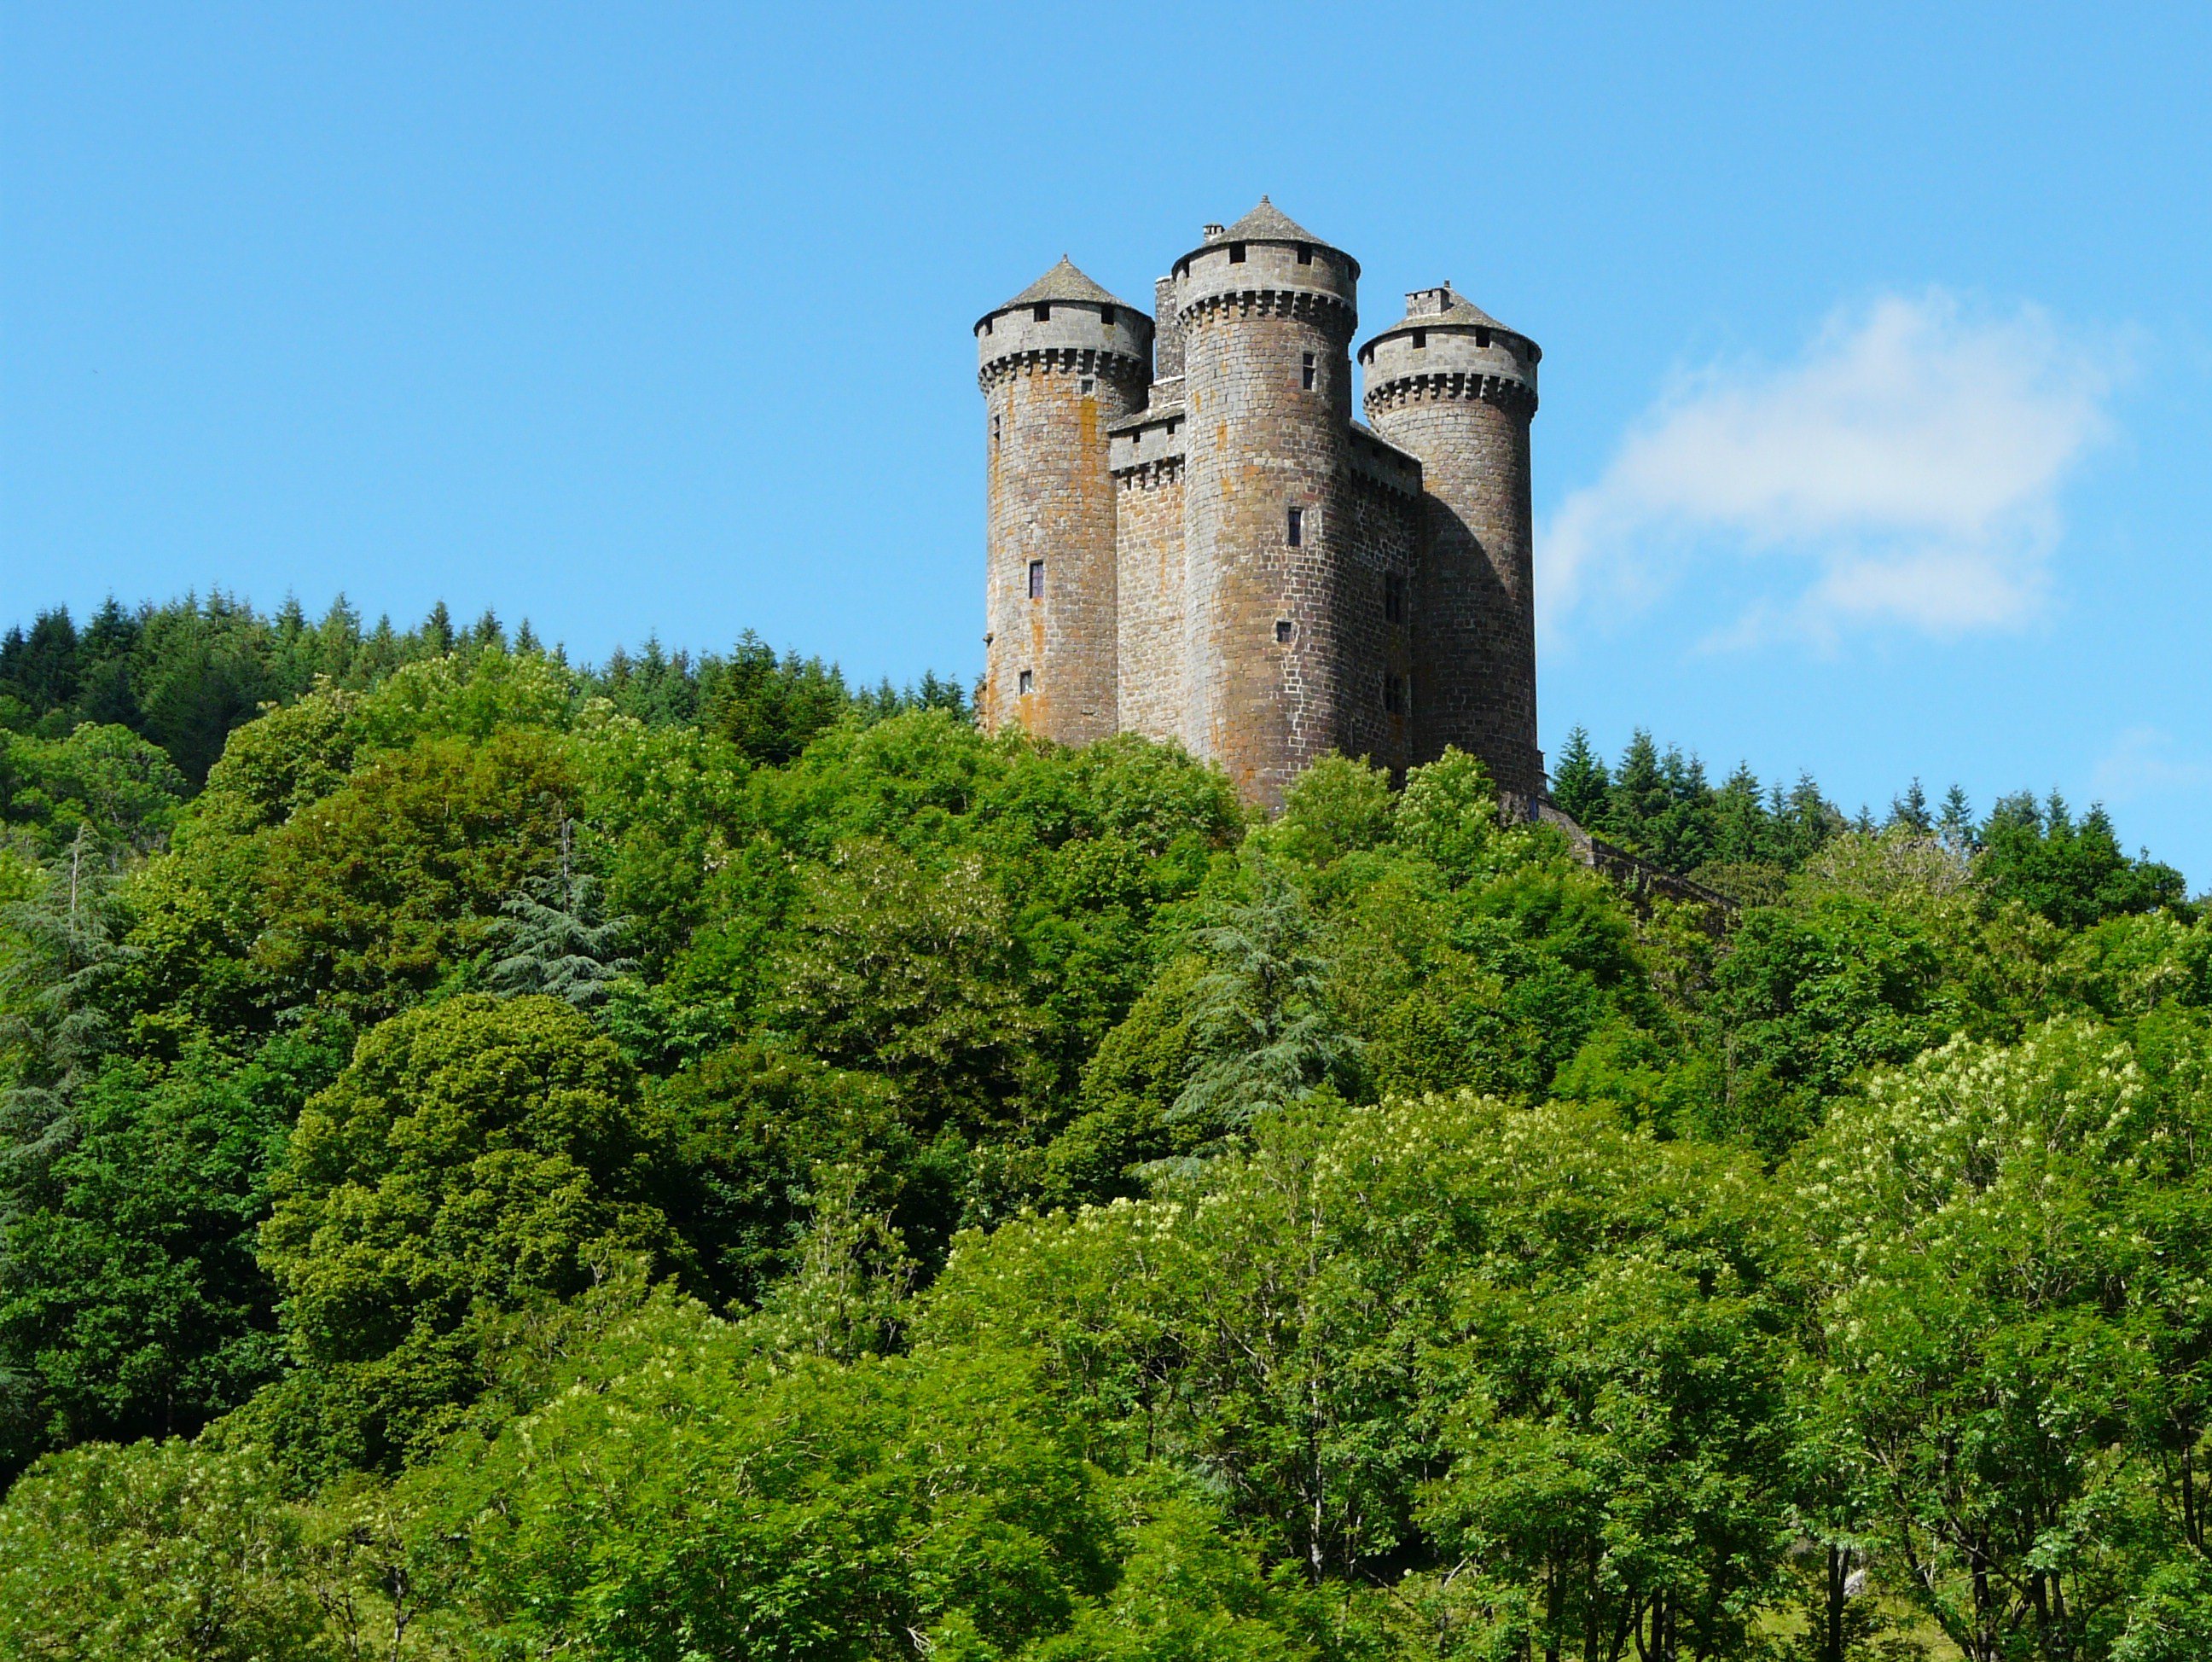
0,593,2208,1660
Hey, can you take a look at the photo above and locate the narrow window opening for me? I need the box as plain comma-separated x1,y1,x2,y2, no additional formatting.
992,414,1001,445
1383,672,1404,714
1275,619,1293,644
1301,352,1316,391
1028,561,1045,600
1475,327,1491,348
1080,377,1094,394
1412,329,1427,350
1018,669,1035,696
1033,303,1052,323
1295,243,1312,265
1228,241,1247,264
1385,572,1404,623
1286,506,1303,547
1100,305,1116,328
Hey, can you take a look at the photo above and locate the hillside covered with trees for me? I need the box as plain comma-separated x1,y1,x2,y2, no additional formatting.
2,595,2208,1660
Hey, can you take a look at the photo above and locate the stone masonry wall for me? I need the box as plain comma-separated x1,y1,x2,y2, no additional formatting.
978,297,1151,744
1112,410,1187,741
1332,455,1424,774
1362,318,1542,800
1177,236,1359,806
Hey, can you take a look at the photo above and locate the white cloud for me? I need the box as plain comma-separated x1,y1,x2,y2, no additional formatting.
1538,292,2119,646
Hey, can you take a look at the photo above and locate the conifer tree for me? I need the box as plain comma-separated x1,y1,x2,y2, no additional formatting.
485,820,638,1010
1549,724,1609,822
1890,777,1931,833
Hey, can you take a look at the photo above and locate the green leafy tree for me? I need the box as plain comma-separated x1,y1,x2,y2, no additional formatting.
0,1028,344,1480
1978,789,2186,928
1551,725,1609,823
256,994,688,1471
0,1439,324,1660
0,828,134,1200
1789,1019,2212,1661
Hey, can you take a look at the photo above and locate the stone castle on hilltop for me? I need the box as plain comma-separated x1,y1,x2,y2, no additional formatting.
976,198,1541,809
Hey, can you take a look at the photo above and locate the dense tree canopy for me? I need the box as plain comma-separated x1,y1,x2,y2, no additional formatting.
0,599,2207,1659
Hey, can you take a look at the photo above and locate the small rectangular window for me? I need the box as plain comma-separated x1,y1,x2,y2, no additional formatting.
1275,619,1293,644
1296,243,1312,265
1301,352,1316,391
1412,329,1427,350
1286,506,1303,547
1019,669,1034,696
991,414,1001,445
1475,327,1491,348
1028,561,1044,600
1384,572,1404,623
1080,377,1094,395
1228,242,1247,264
1033,303,1052,323
1100,305,1116,328
1383,672,1404,714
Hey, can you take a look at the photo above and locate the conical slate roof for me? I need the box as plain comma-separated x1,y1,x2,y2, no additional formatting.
1422,291,1510,333
1222,195,1324,244
995,256,1130,314
1372,285,1531,347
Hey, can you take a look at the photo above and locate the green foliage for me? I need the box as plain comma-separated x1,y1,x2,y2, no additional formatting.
0,1028,345,1479
0,1438,323,1660
2,602,2205,1659
1979,788,2188,928
922,1090,1790,1648
257,994,688,1470
1791,1017,2212,1661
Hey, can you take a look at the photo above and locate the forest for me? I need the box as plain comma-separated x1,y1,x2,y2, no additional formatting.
2,592,2209,1661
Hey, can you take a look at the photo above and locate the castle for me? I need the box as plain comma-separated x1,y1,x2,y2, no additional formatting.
976,198,1541,809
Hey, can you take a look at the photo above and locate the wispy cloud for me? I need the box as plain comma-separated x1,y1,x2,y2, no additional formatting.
2093,727,2212,805
1538,292,2120,647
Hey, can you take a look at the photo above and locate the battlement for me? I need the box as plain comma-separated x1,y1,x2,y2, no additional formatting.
976,257,1154,391
978,204,1544,807
1109,402,1186,478
1347,424,1423,497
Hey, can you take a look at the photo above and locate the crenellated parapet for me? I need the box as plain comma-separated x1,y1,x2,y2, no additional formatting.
1347,425,1423,497
1176,287,1357,336
1363,370,1538,420
978,345,1152,395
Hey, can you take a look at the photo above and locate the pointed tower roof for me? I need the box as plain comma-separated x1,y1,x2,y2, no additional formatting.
1222,195,1323,244
1361,283,1538,360
995,256,1131,314
1421,286,1511,333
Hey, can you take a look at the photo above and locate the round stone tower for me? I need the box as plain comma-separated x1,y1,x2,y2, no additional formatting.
1174,199,1359,805
975,259,1152,745
1359,285,1542,803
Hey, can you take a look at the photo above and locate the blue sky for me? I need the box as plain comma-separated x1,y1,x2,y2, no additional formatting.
5,4,2209,880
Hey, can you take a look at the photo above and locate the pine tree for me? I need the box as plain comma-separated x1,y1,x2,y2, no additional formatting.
1169,865,1361,1146
1889,778,1931,834
0,828,134,1209
485,822,639,1010
423,601,456,655
1938,784,1976,849
1550,726,1609,823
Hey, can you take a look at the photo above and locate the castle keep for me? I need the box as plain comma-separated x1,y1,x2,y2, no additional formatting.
977,199,1542,808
